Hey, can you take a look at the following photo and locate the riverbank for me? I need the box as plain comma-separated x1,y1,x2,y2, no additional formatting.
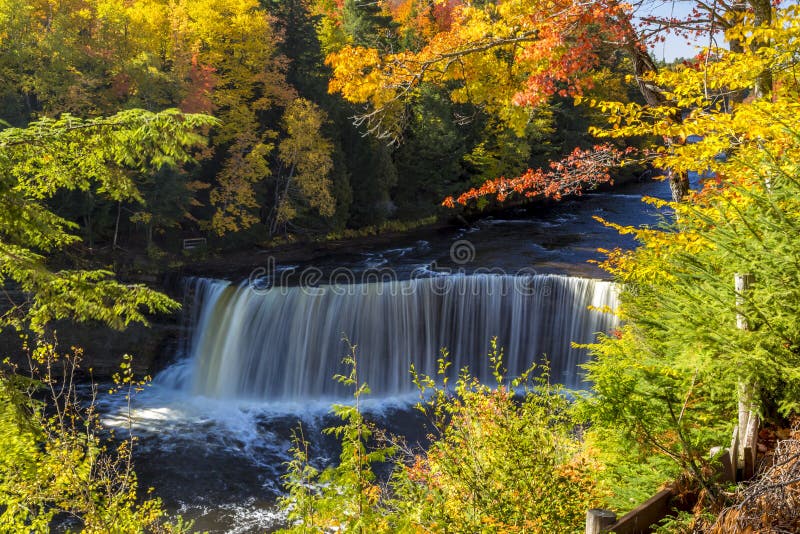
1,177,667,382
122,174,658,284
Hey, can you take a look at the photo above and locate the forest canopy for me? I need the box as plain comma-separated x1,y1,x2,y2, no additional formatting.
0,0,639,259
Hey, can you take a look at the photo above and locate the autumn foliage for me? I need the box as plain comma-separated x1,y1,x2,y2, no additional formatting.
323,0,783,208
279,343,603,533
0,0,308,237
326,0,636,133
443,144,638,206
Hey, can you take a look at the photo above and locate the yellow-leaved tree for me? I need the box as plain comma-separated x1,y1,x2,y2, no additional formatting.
579,5,800,517
175,0,296,234
272,98,335,236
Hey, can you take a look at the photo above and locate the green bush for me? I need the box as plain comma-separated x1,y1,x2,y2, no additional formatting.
279,341,602,533
0,344,188,533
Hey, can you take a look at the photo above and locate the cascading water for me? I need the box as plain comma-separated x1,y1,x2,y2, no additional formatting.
167,274,618,401
89,181,669,533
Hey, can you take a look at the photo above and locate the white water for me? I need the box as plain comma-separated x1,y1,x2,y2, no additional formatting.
90,180,671,533
160,274,618,401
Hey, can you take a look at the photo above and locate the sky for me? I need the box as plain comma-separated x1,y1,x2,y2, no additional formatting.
650,31,708,63
634,0,721,62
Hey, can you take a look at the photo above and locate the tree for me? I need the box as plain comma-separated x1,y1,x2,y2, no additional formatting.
341,0,397,49
0,0,299,240
0,108,214,530
325,0,634,138
388,0,458,51
391,86,468,218
271,98,336,235
387,343,602,533
0,345,190,532
0,109,216,331
130,166,209,251
581,4,800,502
280,344,393,533
323,0,778,203
170,0,296,235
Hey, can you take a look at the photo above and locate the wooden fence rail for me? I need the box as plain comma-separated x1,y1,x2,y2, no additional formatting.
586,444,752,533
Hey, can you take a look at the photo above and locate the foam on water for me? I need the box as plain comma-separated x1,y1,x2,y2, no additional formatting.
92,272,619,533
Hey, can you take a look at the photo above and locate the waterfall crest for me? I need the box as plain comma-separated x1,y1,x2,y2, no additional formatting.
171,275,618,401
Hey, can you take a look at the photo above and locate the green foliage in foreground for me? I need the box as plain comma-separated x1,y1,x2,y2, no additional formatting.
0,344,189,533
281,344,395,533
580,115,800,510
0,109,212,531
279,341,602,534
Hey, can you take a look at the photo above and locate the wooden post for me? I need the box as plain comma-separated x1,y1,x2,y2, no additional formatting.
586,509,616,534
711,446,736,482
734,273,758,476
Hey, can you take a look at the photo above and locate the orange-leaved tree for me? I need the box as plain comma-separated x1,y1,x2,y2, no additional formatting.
321,0,778,204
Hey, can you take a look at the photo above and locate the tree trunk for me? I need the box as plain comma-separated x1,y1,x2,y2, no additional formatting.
83,191,96,251
270,161,296,237
625,41,664,107
750,0,773,99
624,40,690,201
146,223,154,250
734,273,759,475
668,169,690,202
113,201,121,251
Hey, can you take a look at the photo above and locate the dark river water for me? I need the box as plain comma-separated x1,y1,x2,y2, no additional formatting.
95,177,674,533
240,176,673,283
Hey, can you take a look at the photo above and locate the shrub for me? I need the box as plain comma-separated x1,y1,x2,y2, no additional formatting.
0,342,188,533
279,340,602,533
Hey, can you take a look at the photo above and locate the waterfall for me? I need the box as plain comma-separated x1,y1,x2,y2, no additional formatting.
170,275,618,401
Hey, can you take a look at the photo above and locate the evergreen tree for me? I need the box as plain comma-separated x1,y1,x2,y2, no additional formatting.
341,0,397,50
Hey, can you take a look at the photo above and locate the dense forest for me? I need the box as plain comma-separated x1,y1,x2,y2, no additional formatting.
0,0,631,261
2,0,800,532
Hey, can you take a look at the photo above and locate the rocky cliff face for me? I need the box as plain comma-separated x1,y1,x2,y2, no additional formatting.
0,279,185,381
0,317,183,380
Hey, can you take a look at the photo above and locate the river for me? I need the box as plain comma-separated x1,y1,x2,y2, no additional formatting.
96,177,673,533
